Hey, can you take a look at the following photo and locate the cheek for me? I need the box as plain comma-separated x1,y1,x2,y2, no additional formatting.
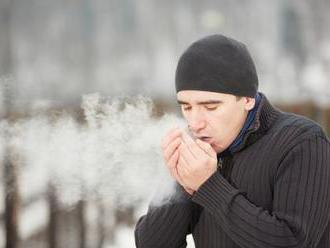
205,112,228,134
207,109,231,127
207,107,243,136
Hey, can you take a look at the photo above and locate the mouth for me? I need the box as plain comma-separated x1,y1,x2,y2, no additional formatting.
198,136,212,142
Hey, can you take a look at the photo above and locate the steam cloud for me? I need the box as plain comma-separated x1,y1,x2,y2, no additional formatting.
0,93,186,208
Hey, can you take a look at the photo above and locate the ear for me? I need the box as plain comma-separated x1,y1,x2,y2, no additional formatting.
244,97,256,111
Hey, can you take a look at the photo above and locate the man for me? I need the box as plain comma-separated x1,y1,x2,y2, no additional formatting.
135,34,330,247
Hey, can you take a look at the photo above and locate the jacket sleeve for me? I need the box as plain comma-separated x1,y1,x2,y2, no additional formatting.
192,136,330,248
135,184,196,248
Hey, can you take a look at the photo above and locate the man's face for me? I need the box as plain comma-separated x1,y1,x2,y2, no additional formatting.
177,90,255,153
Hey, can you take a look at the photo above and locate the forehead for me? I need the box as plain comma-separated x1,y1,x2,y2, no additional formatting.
177,90,233,103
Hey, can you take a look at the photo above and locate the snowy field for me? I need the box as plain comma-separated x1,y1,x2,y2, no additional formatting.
110,227,195,248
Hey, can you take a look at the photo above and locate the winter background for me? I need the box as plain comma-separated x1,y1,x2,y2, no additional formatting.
0,0,330,247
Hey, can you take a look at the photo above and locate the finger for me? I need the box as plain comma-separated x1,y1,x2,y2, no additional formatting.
195,139,216,158
181,131,204,158
163,137,181,162
169,166,179,180
165,149,182,180
179,141,197,163
166,148,179,169
177,153,191,176
169,162,186,187
177,155,194,189
161,128,182,150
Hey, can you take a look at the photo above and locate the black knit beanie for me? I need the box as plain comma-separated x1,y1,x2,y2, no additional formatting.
175,34,258,97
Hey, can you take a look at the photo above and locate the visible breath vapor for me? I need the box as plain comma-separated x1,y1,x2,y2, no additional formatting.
0,93,185,208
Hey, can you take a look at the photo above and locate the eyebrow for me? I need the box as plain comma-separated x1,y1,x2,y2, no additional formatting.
177,100,223,105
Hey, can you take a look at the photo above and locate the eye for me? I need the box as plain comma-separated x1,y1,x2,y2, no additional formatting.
204,105,218,111
182,105,192,111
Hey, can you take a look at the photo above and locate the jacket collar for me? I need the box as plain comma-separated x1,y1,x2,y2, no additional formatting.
227,93,262,152
219,92,281,157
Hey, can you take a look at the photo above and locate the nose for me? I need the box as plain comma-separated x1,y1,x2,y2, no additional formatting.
188,110,206,133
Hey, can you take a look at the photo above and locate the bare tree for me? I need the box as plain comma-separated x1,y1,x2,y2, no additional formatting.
77,199,87,248
96,200,106,248
47,183,59,248
0,1,20,248
3,148,20,248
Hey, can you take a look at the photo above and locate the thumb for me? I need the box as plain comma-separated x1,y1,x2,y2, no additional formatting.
196,139,216,157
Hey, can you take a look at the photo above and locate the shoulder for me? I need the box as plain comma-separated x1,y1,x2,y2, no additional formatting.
266,111,330,161
259,111,330,180
273,111,328,142
255,94,328,145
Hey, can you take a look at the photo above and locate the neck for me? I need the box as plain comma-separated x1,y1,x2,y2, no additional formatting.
220,92,261,156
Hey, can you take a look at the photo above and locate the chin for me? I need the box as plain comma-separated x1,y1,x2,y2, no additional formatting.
211,142,228,153
211,144,222,153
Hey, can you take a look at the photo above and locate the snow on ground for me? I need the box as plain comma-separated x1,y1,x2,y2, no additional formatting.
107,226,195,248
